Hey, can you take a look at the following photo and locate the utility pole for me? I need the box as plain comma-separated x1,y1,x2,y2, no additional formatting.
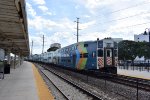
74,17,80,43
42,35,44,54
31,40,33,56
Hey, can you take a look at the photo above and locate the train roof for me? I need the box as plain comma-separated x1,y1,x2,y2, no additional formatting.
60,41,95,48
36,38,119,55
60,38,116,48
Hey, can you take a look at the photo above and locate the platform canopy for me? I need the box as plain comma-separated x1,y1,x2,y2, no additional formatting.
0,0,29,56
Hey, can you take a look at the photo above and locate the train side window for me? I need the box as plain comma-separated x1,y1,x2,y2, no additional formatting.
74,46,77,50
68,59,71,62
83,53,88,58
80,54,82,58
98,49,103,57
84,44,88,47
92,51,96,58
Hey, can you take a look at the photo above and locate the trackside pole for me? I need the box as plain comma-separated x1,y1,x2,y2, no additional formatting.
96,38,99,70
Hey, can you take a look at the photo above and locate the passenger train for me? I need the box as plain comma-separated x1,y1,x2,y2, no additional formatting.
30,38,118,74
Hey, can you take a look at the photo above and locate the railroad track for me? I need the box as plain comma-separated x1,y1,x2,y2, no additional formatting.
36,64,102,100
33,62,150,100
39,63,150,92
103,73,150,91
38,67,69,100
53,64,150,92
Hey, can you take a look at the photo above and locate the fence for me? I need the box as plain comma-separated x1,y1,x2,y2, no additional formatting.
118,61,150,72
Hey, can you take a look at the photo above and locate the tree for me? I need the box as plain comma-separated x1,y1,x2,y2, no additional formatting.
118,40,136,61
118,40,150,61
137,42,150,59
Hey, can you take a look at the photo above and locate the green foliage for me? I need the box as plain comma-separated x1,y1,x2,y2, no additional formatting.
118,40,150,61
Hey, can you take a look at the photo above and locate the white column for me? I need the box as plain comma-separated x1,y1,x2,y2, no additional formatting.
6,49,11,64
20,56,22,65
14,54,16,69
19,52,21,66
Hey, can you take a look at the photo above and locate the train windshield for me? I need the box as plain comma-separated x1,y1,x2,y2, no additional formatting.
98,49,103,57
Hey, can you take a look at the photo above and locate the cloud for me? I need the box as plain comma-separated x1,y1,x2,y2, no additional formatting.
29,32,76,54
48,32,76,45
75,5,79,9
80,21,96,30
26,3,36,17
32,0,45,5
29,35,43,54
38,6,48,12
28,16,61,31
84,0,107,9
75,0,150,40
28,18,98,53
83,15,91,18
28,0,150,54
73,0,119,14
28,16,77,33
46,12,52,16
106,3,150,40
38,5,53,15
80,32,108,41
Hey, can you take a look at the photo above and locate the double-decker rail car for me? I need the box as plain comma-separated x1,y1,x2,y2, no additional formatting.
30,38,118,74
56,41,97,70
53,38,117,73
47,51,54,63
97,38,118,73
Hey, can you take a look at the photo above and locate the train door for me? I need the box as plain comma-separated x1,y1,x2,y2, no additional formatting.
104,48,114,67
97,48,104,69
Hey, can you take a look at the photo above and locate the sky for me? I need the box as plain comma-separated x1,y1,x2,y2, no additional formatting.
26,0,150,54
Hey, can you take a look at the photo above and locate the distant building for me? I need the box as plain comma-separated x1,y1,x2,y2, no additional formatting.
134,31,150,42
47,43,61,52
112,38,123,43
50,43,61,48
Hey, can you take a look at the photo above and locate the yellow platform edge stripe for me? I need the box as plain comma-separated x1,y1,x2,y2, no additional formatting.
32,63,54,100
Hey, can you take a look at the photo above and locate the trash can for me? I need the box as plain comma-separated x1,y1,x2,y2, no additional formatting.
4,64,10,74
0,61,4,79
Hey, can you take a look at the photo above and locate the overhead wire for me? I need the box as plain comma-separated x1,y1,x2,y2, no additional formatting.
93,0,150,18
31,1,150,45
90,10,150,27
81,0,150,30
80,21,150,37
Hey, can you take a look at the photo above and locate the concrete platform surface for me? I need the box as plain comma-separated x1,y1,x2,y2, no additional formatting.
0,61,38,100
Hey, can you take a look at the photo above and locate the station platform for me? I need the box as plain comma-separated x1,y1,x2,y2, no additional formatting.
118,68,150,80
0,61,54,100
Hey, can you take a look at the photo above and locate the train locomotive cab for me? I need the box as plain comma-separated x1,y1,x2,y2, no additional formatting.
97,38,117,74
